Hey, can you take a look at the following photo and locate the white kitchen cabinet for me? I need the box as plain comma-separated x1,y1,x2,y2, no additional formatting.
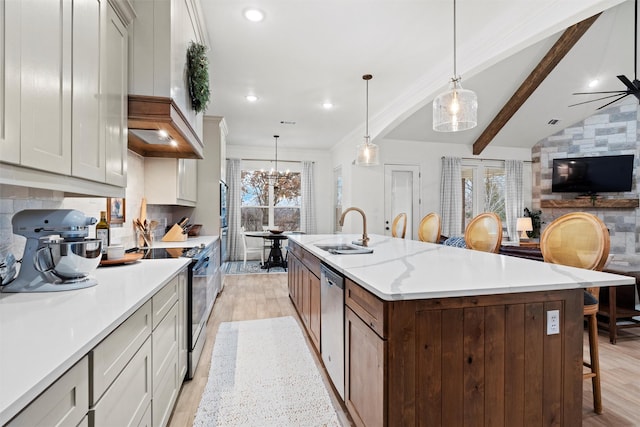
103,1,128,187
5,0,72,175
0,0,132,189
152,303,179,427
145,158,198,206
91,338,152,427
177,269,188,383
71,0,103,182
6,356,88,427
91,300,152,403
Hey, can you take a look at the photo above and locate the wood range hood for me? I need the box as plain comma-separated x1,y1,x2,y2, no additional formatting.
127,95,204,159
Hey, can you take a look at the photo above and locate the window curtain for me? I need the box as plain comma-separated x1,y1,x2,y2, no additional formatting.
226,158,243,261
440,157,463,237
301,161,317,233
505,160,524,241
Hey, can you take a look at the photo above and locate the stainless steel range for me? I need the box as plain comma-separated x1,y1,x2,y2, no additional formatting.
141,243,220,379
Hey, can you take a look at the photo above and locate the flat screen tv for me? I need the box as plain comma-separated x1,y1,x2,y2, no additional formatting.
551,155,634,194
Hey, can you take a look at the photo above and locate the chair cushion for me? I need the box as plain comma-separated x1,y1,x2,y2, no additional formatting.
443,236,467,248
584,290,598,306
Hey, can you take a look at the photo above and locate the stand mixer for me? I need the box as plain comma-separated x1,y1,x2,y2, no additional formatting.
2,209,101,293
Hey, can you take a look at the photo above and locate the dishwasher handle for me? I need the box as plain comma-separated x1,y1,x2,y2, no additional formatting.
321,264,344,290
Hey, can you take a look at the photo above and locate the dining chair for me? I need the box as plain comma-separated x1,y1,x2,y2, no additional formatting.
464,212,502,253
540,212,610,415
391,213,407,238
240,227,265,268
417,213,441,243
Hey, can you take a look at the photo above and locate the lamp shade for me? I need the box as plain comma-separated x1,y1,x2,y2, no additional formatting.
516,217,533,239
433,79,478,132
355,139,379,166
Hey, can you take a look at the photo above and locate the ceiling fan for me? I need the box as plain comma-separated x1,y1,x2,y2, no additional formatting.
570,0,640,110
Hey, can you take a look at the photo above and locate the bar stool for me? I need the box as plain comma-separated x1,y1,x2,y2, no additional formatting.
540,212,610,414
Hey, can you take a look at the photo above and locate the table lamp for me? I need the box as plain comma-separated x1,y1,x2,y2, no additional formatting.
516,217,533,240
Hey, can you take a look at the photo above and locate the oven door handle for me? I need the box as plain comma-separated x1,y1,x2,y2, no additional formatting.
192,256,210,271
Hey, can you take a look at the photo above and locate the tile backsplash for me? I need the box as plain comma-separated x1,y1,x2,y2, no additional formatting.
0,151,190,266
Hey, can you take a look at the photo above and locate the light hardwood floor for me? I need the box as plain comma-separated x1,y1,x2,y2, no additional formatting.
169,273,640,427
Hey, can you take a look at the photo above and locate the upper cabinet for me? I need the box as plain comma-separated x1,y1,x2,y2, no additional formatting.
0,0,134,194
127,0,209,159
145,158,198,206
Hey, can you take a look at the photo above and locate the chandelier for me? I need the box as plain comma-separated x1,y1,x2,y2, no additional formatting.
432,0,478,132
267,135,287,189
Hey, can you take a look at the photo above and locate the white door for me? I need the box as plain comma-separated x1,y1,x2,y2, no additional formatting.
384,165,420,239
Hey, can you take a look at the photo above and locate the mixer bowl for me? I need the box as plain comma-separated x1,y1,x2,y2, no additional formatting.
35,239,102,280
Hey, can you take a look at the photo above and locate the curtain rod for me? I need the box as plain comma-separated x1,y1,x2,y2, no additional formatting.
442,156,532,164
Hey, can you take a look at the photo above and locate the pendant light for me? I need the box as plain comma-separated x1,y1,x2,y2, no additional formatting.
356,74,379,166
268,135,284,189
433,0,477,132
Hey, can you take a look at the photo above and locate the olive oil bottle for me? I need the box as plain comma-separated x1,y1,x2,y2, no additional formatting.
96,211,110,258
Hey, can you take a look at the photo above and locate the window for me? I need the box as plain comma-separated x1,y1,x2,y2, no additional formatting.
461,161,506,232
241,166,301,231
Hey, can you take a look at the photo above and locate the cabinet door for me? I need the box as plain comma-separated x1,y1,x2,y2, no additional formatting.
91,338,152,427
71,0,104,182
103,3,127,186
345,308,386,427
0,0,20,165
301,266,310,326
152,303,179,427
17,0,72,174
308,271,321,351
177,270,188,382
178,158,198,202
7,356,88,427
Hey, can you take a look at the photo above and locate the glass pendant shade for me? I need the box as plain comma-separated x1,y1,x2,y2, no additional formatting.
433,78,478,132
356,138,379,166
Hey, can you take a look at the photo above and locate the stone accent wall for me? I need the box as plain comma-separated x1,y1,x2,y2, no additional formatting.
532,102,640,255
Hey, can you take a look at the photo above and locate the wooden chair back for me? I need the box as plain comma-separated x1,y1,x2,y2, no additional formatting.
464,212,503,253
418,213,441,243
540,212,610,272
391,213,407,238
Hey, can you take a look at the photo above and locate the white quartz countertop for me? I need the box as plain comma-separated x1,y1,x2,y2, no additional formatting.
0,257,191,425
289,234,635,301
145,235,218,249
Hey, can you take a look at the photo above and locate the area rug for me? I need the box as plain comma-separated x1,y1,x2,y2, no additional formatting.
193,316,340,427
222,260,287,274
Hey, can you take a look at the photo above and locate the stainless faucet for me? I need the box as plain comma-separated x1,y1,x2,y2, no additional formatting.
339,207,369,247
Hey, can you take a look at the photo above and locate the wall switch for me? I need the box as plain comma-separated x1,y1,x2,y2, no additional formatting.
547,310,560,335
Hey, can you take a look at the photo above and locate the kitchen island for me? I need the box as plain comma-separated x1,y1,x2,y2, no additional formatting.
287,234,634,427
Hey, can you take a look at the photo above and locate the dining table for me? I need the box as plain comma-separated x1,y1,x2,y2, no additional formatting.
244,231,292,270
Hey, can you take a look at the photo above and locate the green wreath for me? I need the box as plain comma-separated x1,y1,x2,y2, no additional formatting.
187,41,210,114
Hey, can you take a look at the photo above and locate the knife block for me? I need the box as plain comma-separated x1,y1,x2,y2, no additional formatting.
161,224,188,242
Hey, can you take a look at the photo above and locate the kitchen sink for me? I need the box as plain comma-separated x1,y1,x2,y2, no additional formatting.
315,243,374,255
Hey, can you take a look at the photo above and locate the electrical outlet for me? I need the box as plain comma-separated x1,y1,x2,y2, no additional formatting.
547,310,560,335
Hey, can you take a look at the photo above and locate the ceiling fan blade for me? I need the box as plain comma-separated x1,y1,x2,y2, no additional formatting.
595,93,630,110
572,90,627,95
617,75,638,91
568,93,631,107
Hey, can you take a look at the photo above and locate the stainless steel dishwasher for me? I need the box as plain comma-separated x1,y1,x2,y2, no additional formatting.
320,264,345,399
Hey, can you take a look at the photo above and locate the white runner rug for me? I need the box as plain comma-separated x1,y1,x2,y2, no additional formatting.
193,316,340,427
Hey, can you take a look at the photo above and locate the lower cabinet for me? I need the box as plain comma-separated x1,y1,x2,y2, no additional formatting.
345,307,385,427
6,356,89,427
91,338,152,427
5,269,187,427
287,250,321,351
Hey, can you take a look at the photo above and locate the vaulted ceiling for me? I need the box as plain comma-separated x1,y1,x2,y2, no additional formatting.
201,0,635,152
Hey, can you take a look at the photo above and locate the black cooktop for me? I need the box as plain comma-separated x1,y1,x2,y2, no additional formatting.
138,245,206,260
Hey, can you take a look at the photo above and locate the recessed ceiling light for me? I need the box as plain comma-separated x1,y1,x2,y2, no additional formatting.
245,95,258,102
322,102,334,109
158,129,169,139
588,79,599,88
169,139,178,147
244,9,264,22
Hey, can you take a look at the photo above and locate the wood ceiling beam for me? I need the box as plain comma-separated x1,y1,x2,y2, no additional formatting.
472,13,601,155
